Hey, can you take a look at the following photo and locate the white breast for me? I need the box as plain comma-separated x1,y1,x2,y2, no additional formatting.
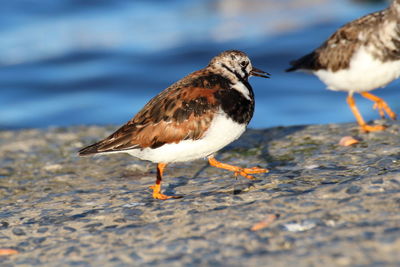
126,110,246,163
315,46,400,93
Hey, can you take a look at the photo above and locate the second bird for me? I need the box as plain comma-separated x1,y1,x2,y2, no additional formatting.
287,0,400,132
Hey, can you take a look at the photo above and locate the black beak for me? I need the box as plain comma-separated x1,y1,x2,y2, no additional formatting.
250,67,271,78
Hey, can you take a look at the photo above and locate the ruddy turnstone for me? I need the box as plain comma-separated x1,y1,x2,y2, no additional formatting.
287,0,400,132
79,50,270,200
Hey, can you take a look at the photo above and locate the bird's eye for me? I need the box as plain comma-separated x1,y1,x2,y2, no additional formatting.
240,61,247,67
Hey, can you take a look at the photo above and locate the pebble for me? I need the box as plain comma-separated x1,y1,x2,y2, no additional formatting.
33,237,46,244
37,227,48,233
0,221,9,229
63,226,77,232
12,228,26,236
283,220,317,232
346,185,362,194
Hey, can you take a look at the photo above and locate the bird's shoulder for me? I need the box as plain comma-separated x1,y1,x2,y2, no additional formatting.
132,68,233,125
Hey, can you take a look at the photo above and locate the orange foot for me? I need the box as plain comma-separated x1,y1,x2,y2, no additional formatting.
347,94,387,133
149,185,182,200
233,166,269,180
372,101,397,120
150,163,183,200
361,92,397,120
360,124,386,133
208,157,269,180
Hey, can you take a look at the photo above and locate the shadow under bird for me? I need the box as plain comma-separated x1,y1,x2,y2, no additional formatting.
287,0,400,132
79,50,270,200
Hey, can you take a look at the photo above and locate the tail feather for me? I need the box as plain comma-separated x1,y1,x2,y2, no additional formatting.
78,142,103,156
286,52,319,72
285,65,298,72
78,136,139,156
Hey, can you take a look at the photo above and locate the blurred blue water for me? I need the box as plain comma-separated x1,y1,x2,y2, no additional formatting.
0,0,398,129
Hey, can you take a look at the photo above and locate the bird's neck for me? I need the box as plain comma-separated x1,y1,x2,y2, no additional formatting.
211,64,248,85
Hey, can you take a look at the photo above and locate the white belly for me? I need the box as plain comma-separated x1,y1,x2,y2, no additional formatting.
315,46,400,93
126,111,246,163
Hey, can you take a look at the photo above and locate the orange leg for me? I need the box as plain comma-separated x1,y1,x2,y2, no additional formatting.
149,163,182,200
208,156,268,180
360,92,397,120
346,94,385,132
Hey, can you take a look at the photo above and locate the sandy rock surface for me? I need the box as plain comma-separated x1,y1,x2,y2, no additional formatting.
0,121,399,266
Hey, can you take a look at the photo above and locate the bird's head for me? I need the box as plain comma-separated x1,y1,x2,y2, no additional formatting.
208,50,270,81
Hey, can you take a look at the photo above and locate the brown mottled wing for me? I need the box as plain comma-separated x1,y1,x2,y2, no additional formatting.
287,10,386,72
79,70,229,155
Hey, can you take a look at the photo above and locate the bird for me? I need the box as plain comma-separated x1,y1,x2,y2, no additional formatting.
286,0,400,132
79,50,270,200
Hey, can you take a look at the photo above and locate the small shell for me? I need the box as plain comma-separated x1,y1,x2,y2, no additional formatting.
0,249,18,256
339,136,359,146
251,214,279,231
